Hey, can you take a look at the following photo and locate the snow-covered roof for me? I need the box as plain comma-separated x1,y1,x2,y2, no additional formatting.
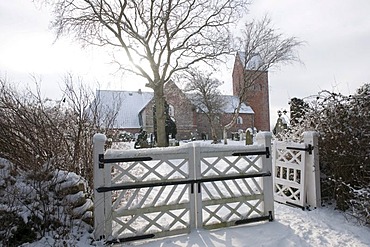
222,95,254,114
96,90,153,129
186,93,254,114
238,51,264,70
95,90,254,129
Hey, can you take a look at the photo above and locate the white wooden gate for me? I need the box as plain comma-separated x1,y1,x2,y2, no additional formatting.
272,131,321,209
93,132,274,243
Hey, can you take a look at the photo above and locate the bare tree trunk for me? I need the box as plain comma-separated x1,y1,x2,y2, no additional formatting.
223,101,243,144
223,128,228,145
154,85,167,147
211,124,218,143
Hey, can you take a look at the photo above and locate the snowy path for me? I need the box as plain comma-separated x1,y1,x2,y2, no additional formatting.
121,203,370,247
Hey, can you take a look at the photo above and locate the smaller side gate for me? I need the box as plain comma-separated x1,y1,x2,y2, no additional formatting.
92,132,274,243
272,131,321,209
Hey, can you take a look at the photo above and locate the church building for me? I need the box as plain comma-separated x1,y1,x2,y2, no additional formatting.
95,52,270,140
232,51,270,131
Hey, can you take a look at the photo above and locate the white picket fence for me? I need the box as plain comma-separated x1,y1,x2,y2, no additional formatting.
93,132,274,243
272,131,321,209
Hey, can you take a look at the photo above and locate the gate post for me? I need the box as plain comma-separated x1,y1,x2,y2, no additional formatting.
256,132,274,220
93,133,106,240
304,131,321,208
191,142,203,229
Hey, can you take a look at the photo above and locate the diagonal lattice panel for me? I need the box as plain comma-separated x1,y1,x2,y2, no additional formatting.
101,145,194,241
111,185,191,239
112,207,191,238
111,158,189,184
201,155,263,177
113,184,189,212
274,184,301,201
200,175,266,229
276,149,302,165
202,197,264,229
201,177,263,201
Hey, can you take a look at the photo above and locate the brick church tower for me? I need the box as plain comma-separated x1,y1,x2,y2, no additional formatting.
232,52,270,131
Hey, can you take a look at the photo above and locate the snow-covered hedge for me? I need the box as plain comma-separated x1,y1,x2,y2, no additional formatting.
283,83,370,225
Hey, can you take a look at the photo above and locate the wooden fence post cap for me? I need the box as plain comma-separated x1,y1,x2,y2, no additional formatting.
93,133,107,143
303,131,319,138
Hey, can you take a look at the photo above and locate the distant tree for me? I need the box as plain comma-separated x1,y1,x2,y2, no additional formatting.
289,97,309,125
42,0,249,147
223,15,303,144
273,109,288,137
184,69,226,143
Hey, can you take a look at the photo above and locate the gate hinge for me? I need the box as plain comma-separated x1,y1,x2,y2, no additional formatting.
266,147,270,158
286,144,314,155
268,211,274,221
99,154,105,169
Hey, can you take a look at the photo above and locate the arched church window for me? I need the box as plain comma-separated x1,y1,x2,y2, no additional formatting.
237,116,243,125
168,104,175,117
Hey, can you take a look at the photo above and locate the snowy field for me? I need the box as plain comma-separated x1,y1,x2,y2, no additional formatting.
25,140,370,246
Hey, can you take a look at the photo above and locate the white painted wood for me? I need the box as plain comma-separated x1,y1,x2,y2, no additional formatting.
198,134,272,228
304,131,321,208
104,149,113,239
192,143,203,229
104,144,192,239
273,140,306,207
256,132,274,220
272,131,320,209
93,133,106,240
94,137,275,241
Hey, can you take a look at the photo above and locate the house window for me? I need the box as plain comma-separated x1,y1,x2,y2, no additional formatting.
168,104,175,117
237,116,243,125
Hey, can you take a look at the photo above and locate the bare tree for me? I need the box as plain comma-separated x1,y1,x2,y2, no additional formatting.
184,69,226,143
223,15,303,144
0,75,119,184
42,0,249,146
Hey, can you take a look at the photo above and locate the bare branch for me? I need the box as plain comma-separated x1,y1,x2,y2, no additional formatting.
222,15,303,144
42,0,250,146
183,69,225,142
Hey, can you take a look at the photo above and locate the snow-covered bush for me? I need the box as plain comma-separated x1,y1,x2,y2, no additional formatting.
0,76,117,186
284,83,370,225
0,158,94,246
0,76,118,244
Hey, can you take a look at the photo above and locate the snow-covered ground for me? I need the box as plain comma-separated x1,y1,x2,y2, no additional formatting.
24,140,370,246
121,202,370,247
26,201,370,246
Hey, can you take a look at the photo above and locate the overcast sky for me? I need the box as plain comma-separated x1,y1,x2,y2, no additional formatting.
1,0,369,124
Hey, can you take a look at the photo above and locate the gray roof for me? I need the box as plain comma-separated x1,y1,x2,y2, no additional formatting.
222,95,254,114
96,89,254,129
186,93,254,114
96,90,153,129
